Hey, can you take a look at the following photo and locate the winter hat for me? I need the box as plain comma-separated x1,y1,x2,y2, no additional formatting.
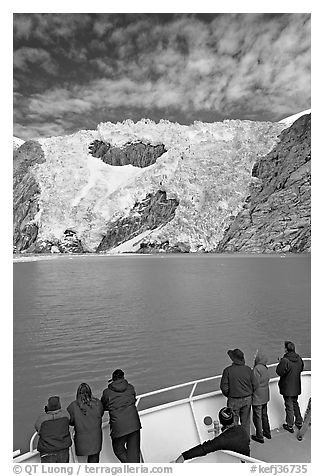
112,369,124,381
227,348,245,363
46,396,61,412
219,407,234,426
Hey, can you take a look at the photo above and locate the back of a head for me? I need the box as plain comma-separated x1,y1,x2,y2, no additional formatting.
112,369,124,381
76,383,93,411
285,341,295,352
219,407,234,427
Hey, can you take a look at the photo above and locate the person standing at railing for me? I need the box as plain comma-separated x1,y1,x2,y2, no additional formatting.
251,349,271,443
101,369,142,463
220,348,259,438
173,407,250,462
276,341,304,433
67,383,104,463
34,396,72,463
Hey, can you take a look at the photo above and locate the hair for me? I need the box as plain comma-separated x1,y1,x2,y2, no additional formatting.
285,341,295,352
76,383,93,414
112,369,124,381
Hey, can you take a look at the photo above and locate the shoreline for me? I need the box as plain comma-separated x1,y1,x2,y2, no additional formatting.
13,252,311,263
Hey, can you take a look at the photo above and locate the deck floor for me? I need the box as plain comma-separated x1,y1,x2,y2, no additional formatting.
251,426,311,463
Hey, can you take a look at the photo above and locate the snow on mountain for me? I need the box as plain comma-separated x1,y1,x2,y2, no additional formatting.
14,118,288,253
13,136,25,150
279,109,311,128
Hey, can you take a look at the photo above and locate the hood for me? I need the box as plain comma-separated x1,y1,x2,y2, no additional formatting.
284,351,300,362
108,378,129,393
254,349,268,366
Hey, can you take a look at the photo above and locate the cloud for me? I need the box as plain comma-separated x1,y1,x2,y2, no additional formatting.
14,47,58,75
13,13,311,138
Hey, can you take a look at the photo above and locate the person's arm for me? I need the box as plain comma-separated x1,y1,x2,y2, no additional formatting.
220,369,229,397
67,404,75,426
276,357,288,376
34,414,43,433
181,434,224,461
251,368,259,392
101,390,108,411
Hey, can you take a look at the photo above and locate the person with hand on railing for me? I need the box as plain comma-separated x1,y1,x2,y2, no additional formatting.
67,383,104,463
34,396,72,463
101,369,142,463
173,407,250,462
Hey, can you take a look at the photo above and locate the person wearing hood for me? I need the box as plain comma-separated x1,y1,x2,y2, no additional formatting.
34,396,72,463
101,369,142,463
276,341,304,433
251,349,271,444
67,383,104,462
220,348,259,438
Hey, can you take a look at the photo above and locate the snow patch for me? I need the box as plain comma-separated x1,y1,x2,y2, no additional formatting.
279,109,311,128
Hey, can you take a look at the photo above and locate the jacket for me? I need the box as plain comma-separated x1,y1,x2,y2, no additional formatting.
101,378,141,439
182,425,250,460
252,350,270,405
67,398,104,456
220,360,259,398
276,351,304,396
34,408,72,454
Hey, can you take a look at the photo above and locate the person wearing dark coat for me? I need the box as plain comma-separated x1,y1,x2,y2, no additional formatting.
276,341,304,433
34,396,72,463
220,348,259,438
101,369,142,463
67,383,104,463
174,407,250,462
251,349,271,443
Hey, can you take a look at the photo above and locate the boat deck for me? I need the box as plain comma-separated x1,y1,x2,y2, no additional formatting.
251,427,311,463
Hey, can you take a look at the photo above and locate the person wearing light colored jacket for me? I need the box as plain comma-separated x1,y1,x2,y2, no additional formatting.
251,349,271,443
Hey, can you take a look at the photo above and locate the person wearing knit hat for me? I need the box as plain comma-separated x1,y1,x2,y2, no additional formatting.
174,407,250,462
220,348,259,438
34,396,71,463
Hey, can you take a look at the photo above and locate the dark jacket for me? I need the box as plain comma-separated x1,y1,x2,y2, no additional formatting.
220,361,259,398
35,408,72,454
101,378,141,439
252,350,270,406
276,351,304,396
67,398,104,456
182,425,250,460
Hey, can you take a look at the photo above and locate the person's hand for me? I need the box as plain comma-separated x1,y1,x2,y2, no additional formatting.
174,455,184,463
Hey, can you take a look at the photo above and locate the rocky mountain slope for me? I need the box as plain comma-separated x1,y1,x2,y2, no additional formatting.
13,114,310,254
216,113,311,253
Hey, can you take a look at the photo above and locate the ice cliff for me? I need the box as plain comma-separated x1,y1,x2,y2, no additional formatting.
13,114,311,254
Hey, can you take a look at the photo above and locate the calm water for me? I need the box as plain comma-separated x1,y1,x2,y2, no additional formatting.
13,254,311,452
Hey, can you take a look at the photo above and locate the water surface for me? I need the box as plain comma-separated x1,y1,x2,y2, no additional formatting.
13,254,311,452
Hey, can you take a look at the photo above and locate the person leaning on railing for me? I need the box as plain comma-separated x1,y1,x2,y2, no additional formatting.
173,407,250,462
34,396,72,463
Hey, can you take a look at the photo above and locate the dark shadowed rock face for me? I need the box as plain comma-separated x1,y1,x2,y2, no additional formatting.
96,190,179,252
88,140,167,167
13,141,46,252
216,114,311,253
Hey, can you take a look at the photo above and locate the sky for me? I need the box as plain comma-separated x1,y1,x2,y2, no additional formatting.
13,12,311,140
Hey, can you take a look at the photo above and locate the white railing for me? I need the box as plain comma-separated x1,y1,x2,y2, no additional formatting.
15,358,311,458
136,357,311,412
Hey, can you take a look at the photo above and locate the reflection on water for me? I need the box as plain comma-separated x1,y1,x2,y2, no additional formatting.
13,254,310,452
